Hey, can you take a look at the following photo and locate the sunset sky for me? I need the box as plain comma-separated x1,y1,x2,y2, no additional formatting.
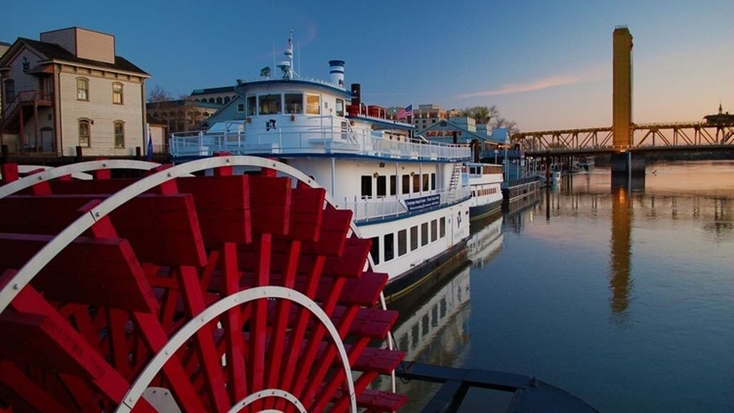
2,0,732,131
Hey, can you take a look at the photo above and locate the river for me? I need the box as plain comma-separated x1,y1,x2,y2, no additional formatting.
389,160,734,413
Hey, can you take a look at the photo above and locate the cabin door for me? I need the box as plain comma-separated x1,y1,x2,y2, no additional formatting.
40,128,54,153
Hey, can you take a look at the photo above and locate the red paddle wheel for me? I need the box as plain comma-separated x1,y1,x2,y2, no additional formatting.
0,157,406,412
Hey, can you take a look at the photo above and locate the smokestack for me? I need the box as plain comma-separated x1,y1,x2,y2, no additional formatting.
329,60,345,88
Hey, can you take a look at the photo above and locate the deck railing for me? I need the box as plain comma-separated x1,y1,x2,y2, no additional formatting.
169,127,471,162
338,186,472,222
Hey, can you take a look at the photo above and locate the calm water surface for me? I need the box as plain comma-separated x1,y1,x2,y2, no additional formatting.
392,161,734,413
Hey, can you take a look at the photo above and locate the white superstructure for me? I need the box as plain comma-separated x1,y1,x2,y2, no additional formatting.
169,32,473,293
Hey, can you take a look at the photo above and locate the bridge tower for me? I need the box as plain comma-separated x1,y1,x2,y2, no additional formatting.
613,26,633,147
612,26,645,181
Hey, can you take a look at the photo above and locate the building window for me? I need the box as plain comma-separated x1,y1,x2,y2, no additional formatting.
284,93,303,114
114,121,125,148
361,175,372,199
3,79,14,103
77,78,89,101
246,95,256,116
79,119,91,147
237,103,245,113
402,174,410,194
384,233,394,262
370,236,380,265
112,82,123,104
398,229,407,256
306,93,320,115
259,94,281,115
376,175,386,197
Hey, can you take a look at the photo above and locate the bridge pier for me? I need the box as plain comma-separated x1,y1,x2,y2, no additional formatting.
611,151,646,189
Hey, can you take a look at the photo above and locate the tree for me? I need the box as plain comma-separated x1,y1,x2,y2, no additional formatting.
458,105,499,124
492,117,519,135
148,85,174,103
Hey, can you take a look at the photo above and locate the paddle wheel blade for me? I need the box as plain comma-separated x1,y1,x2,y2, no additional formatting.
0,157,406,412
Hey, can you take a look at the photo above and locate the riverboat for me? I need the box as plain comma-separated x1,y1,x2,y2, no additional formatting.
169,32,473,300
465,162,503,220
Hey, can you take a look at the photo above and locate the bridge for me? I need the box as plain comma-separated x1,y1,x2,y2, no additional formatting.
506,26,734,182
511,121,734,156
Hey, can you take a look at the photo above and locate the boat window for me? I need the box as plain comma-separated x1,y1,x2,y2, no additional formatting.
421,222,429,246
402,175,410,194
370,236,380,264
440,217,446,238
246,96,256,116
398,230,407,256
431,173,436,190
410,226,418,251
422,174,429,191
237,103,245,113
431,220,438,242
259,94,281,115
376,175,386,197
390,175,397,196
361,175,372,198
384,233,394,261
306,93,320,115
412,174,420,193
336,98,345,116
284,93,303,114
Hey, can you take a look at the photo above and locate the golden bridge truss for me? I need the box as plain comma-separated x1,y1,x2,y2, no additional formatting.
512,122,734,153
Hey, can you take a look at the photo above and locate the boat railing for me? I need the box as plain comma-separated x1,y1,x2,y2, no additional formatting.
339,186,472,222
169,127,471,161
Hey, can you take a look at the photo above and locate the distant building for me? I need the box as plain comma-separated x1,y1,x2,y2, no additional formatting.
0,27,150,157
703,103,734,125
418,117,503,150
412,104,459,131
146,99,221,135
190,86,237,106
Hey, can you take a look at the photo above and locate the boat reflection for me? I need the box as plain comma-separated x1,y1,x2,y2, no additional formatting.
385,214,504,411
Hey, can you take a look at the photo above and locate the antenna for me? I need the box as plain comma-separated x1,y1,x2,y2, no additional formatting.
277,30,297,80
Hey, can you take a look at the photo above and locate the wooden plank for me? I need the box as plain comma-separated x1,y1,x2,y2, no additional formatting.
176,175,252,244
249,175,290,236
0,233,157,313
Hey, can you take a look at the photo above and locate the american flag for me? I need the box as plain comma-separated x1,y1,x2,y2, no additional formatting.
396,104,412,120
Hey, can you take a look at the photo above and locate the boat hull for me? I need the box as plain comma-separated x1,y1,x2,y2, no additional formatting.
383,239,469,302
469,198,502,221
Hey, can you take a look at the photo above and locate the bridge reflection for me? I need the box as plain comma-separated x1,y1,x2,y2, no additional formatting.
538,182,732,318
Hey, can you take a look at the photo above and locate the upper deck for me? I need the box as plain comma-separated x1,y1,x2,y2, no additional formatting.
169,118,471,162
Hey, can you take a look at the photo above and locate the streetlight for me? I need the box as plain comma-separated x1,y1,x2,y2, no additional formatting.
493,149,499,164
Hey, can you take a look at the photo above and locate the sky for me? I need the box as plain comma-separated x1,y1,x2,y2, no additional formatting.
2,0,733,131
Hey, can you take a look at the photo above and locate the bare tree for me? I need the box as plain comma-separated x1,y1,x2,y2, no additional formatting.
492,117,518,134
148,85,174,103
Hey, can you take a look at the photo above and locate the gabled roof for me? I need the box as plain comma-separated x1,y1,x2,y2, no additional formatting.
0,37,149,76
418,118,504,144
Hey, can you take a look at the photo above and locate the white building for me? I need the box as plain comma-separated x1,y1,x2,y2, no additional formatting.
0,27,150,157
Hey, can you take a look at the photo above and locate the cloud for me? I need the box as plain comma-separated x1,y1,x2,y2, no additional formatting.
456,69,608,99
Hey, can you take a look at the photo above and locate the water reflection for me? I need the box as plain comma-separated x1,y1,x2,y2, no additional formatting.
387,214,505,412
609,186,633,318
